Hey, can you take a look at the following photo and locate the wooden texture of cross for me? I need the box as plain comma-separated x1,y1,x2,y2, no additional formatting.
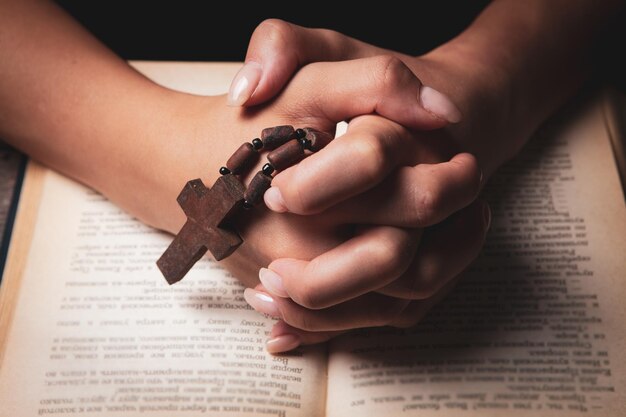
157,174,245,285
156,126,332,285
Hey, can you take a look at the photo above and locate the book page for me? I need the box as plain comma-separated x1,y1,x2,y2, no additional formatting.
326,95,626,417
0,63,326,417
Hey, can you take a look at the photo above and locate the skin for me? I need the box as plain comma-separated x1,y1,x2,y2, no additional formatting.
0,0,486,353
0,0,621,353
232,0,623,349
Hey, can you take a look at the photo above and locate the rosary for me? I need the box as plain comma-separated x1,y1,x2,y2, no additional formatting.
156,125,332,285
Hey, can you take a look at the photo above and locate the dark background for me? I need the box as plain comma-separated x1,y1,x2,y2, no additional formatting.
54,1,625,91
53,2,489,60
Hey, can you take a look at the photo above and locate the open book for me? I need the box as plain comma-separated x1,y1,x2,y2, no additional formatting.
1,62,625,417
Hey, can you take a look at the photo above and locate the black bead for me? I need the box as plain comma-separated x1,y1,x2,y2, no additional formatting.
243,200,253,209
252,138,263,150
262,163,275,176
219,166,231,175
299,137,312,150
295,128,306,139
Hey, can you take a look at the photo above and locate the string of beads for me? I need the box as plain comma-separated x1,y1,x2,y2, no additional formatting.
218,125,332,208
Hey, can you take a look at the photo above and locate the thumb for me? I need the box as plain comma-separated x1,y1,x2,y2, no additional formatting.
274,56,462,130
227,19,390,107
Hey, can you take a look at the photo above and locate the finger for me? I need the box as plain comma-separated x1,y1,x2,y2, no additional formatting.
272,56,461,129
264,273,465,353
229,19,395,107
329,152,483,227
268,114,480,217
265,320,346,353
267,116,420,214
245,288,410,332
258,226,420,309
377,199,491,300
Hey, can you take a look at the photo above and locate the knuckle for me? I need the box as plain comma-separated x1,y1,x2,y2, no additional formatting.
284,164,322,214
289,261,330,309
349,134,389,184
408,265,442,299
317,28,343,44
371,55,412,94
413,184,444,227
368,232,414,278
254,18,294,46
387,261,444,301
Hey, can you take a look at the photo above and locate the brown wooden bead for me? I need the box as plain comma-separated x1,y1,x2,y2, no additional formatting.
261,125,295,149
244,171,272,205
267,139,305,171
304,127,333,151
226,143,258,175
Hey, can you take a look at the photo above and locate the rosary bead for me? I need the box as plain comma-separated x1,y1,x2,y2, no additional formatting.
261,125,295,150
267,139,305,171
303,128,333,152
244,171,272,206
295,128,306,139
219,166,231,175
243,200,253,210
226,143,258,175
299,137,311,149
252,138,263,150
262,163,275,176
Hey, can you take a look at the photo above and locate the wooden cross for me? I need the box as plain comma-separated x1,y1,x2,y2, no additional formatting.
157,174,245,285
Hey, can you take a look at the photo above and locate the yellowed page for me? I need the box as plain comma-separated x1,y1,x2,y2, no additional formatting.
0,62,326,417
0,162,46,365
326,94,626,417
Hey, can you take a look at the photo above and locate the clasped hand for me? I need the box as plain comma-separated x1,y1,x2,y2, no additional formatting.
216,20,491,353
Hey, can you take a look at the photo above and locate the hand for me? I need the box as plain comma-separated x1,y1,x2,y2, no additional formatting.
227,19,462,126
228,19,528,178
233,115,488,353
212,21,489,352
262,197,490,353
2,0,615,356
149,55,470,234
0,3,487,352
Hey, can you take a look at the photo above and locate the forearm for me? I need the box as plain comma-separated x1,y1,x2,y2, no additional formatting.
0,0,220,231
412,0,623,174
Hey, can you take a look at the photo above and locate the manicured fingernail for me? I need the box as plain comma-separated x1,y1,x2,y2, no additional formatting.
259,268,288,298
266,334,300,353
419,86,462,123
264,187,287,212
227,62,262,106
243,288,281,317
483,201,492,232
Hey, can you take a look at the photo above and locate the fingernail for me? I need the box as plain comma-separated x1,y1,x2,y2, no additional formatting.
419,86,462,123
227,62,262,106
243,288,281,317
483,201,492,232
259,268,289,298
264,187,287,212
266,334,300,354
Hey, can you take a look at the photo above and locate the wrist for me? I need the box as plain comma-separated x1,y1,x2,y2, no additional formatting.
91,87,229,234
117,90,279,234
